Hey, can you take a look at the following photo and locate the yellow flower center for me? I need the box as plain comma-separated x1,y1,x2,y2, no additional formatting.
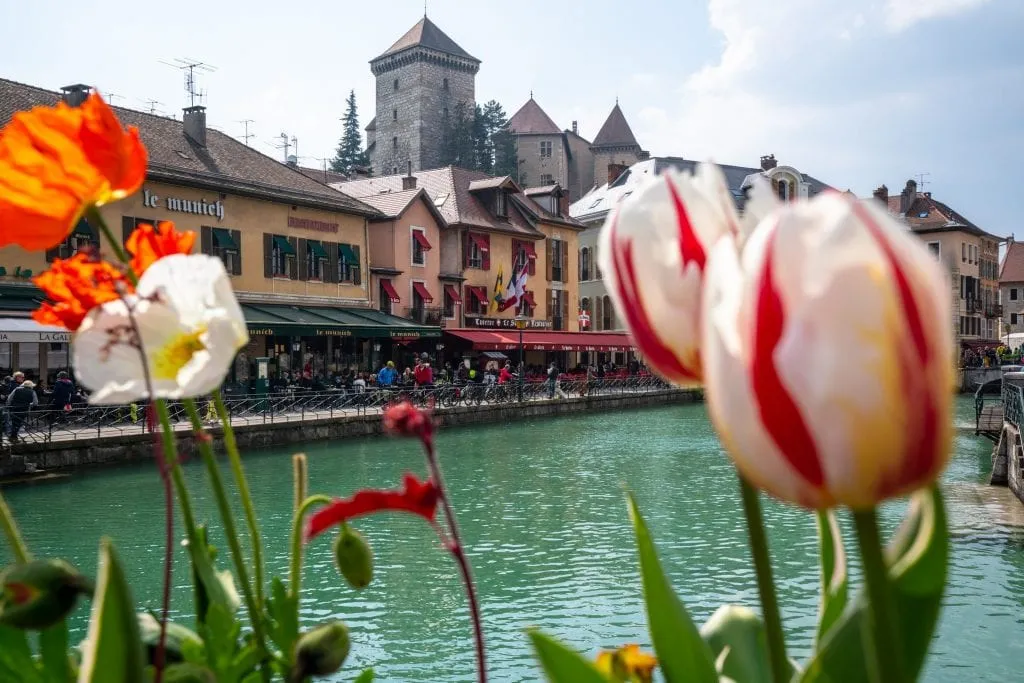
152,329,206,380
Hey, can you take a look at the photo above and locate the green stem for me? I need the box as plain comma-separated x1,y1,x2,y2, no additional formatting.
154,400,200,548
87,207,135,282
853,508,905,683
738,475,789,683
182,399,269,665
213,390,265,606
0,490,31,563
289,495,331,600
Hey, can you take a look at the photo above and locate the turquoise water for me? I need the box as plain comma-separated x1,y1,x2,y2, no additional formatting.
3,397,1023,681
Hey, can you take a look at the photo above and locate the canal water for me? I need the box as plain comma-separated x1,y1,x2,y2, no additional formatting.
3,397,1023,681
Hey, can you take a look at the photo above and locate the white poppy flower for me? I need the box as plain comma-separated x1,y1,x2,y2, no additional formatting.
73,254,248,404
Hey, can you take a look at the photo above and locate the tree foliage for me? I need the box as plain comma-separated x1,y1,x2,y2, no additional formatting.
330,90,369,175
440,99,520,178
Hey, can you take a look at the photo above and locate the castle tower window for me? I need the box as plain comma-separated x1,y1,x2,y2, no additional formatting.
443,77,449,90
393,108,398,121
392,136,398,149
393,78,399,91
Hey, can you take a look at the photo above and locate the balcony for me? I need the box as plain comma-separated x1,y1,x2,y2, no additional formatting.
985,303,1003,318
965,298,982,314
404,306,444,326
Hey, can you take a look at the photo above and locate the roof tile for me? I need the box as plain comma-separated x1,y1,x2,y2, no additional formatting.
507,98,561,135
592,103,639,149
1001,241,1024,283
374,17,478,62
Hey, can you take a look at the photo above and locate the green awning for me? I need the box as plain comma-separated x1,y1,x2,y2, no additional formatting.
272,235,295,255
72,219,96,239
339,244,358,263
212,228,238,250
241,303,440,338
308,241,328,259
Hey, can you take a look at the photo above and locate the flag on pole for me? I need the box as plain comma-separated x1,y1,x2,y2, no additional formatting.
491,265,504,313
499,261,521,311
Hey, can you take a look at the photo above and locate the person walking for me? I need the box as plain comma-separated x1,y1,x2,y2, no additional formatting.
7,379,38,444
377,361,398,389
546,362,558,399
47,371,75,426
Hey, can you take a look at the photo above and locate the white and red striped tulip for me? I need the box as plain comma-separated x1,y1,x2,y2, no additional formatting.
701,192,953,509
598,163,768,385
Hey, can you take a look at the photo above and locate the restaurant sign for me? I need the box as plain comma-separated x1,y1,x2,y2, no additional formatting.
288,217,339,234
468,317,552,330
143,189,225,220
0,331,71,343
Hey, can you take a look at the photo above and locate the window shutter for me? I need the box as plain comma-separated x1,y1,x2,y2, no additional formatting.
325,241,338,284
288,237,298,280
578,249,583,282
297,238,308,281
263,234,273,278
545,239,553,281
595,296,603,332
546,288,553,323
352,245,361,285
122,216,135,246
230,230,242,275
560,291,568,330
464,285,472,312
528,243,536,276
200,226,213,256
463,233,469,269
561,243,568,282
482,235,491,271
45,240,65,263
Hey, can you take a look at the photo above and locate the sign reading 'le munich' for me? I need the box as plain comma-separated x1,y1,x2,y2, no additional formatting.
143,189,225,220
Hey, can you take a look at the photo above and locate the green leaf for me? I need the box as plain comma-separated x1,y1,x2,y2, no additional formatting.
701,605,797,683
162,662,216,683
801,486,948,683
627,493,717,683
198,602,242,679
528,630,610,683
0,625,43,683
184,526,240,627
39,621,70,683
814,510,848,646
226,642,261,681
77,538,145,683
265,576,299,666
353,668,375,682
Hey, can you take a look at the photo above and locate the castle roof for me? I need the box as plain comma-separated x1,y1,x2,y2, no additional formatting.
592,103,639,149
375,16,479,62
507,97,561,135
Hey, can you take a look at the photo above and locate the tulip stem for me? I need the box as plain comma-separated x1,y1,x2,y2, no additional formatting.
738,476,789,683
0,490,30,563
213,390,265,606
183,399,269,674
853,508,905,683
87,207,136,282
289,495,331,601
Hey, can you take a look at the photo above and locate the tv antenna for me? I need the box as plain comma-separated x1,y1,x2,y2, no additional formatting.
105,92,123,106
237,119,255,146
160,57,216,107
274,133,292,163
915,172,931,192
139,98,164,115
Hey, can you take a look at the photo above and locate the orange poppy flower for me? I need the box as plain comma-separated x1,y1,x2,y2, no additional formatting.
125,221,195,276
32,251,130,331
0,92,146,251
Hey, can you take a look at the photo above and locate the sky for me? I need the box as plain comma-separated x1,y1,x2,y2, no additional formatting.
2,0,1022,236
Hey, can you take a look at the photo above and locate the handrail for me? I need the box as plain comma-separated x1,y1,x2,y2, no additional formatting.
1003,382,1024,428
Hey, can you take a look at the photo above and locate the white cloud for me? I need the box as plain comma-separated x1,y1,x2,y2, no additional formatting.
884,0,992,31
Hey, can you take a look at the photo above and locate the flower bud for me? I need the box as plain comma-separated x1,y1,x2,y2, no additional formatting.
290,621,351,682
333,526,373,590
0,559,91,630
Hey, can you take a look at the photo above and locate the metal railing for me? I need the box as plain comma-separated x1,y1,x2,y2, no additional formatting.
1002,382,1023,428
403,306,444,325
985,304,1003,318
3,376,686,448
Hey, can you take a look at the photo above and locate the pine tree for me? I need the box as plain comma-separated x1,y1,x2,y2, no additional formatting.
440,99,520,177
330,90,369,174
440,102,476,168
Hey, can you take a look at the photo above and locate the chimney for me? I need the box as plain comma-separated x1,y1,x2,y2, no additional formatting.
402,160,417,190
60,84,92,107
607,162,628,185
900,179,917,214
760,154,777,171
873,184,888,205
183,105,207,147
571,120,578,135
286,155,298,167
558,191,570,218
638,150,650,161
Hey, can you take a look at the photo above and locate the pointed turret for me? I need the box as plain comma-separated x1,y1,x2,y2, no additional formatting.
591,103,640,151
508,96,561,135
374,16,479,62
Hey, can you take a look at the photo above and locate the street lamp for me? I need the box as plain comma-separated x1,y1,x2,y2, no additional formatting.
514,315,529,402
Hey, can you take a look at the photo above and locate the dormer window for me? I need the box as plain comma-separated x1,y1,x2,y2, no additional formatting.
495,190,507,218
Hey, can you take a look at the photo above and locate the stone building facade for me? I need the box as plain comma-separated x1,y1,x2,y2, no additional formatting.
367,17,479,176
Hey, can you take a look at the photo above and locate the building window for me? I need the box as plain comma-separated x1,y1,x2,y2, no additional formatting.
393,108,398,121
411,227,430,266
464,286,487,315
927,241,939,259
305,240,326,281
540,173,554,186
379,280,395,315
580,247,591,281
48,217,101,262
443,77,449,90
393,78,399,91
1012,288,1018,301
443,287,457,318
550,290,564,330
392,136,398,149
539,140,552,158
962,243,966,262
266,233,295,278
495,191,507,218
466,233,489,270
777,179,789,201
518,290,535,317
468,241,483,268
337,244,361,284
393,166,399,174
443,107,449,119
602,294,614,330
202,226,241,275
550,239,565,282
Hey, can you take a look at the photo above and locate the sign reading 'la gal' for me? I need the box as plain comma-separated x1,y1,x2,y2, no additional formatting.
143,189,225,221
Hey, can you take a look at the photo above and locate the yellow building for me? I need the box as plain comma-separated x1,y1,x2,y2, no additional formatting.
0,79,440,386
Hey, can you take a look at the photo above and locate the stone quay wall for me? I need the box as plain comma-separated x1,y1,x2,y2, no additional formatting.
10,389,702,475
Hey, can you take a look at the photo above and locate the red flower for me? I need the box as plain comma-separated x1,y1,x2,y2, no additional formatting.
383,401,433,440
125,221,195,276
304,473,440,541
32,251,130,331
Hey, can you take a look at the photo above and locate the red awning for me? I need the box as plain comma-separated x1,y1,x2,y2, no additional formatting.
522,290,536,307
469,233,490,253
412,281,434,303
444,284,462,303
468,286,489,305
444,329,634,352
380,279,401,303
522,242,537,260
413,231,433,250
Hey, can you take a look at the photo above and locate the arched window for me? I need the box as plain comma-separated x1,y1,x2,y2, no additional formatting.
580,247,591,281
602,295,614,330
777,179,789,201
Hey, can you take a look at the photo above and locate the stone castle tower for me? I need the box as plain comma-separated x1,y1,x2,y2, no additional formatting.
367,17,480,176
